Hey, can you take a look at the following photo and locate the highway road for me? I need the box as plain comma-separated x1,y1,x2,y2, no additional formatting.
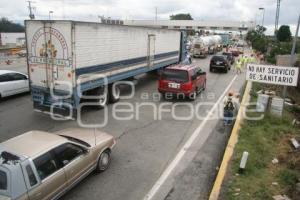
0,54,246,200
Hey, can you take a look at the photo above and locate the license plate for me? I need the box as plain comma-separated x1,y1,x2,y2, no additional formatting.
168,82,180,89
216,61,221,65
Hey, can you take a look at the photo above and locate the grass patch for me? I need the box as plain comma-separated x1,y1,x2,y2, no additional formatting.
224,82,300,200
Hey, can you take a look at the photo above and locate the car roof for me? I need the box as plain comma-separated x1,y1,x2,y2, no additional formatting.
0,131,68,159
0,70,24,76
165,64,197,71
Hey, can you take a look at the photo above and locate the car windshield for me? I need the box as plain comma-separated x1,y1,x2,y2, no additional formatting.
0,170,7,191
162,70,189,83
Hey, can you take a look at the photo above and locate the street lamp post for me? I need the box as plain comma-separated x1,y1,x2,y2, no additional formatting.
49,11,53,20
259,7,265,27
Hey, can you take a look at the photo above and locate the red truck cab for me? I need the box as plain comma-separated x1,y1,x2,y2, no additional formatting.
158,64,206,100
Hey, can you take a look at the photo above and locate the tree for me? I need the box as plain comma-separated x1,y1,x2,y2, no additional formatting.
0,17,24,32
245,25,268,53
170,13,193,20
276,25,292,42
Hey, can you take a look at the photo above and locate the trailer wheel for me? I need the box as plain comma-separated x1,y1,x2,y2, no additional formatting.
109,84,120,103
93,86,108,108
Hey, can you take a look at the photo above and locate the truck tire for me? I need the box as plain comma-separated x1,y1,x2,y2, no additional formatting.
94,86,108,108
109,84,120,103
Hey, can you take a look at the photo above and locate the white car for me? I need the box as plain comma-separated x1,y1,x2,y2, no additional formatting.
0,70,29,99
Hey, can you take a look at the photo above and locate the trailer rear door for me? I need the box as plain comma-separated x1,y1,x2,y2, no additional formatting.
26,21,73,93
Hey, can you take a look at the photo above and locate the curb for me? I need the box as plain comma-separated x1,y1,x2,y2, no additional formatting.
208,80,252,200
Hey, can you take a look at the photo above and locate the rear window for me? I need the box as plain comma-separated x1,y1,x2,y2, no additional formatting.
0,170,7,190
162,70,189,82
212,56,225,61
223,52,232,56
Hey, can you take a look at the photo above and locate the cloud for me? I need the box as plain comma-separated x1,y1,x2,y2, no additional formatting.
0,0,299,34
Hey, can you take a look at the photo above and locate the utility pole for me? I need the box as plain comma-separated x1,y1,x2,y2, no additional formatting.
274,0,281,35
27,1,35,19
282,14,300,103
259,8,265,27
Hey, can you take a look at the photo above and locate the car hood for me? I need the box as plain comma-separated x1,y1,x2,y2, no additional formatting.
0,195,11,200
55,128,113,147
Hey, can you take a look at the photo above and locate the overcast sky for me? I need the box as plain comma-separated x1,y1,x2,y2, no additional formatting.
1,0,299,35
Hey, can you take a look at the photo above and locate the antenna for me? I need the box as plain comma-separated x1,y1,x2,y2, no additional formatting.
27,1,36,19
94,128,97,146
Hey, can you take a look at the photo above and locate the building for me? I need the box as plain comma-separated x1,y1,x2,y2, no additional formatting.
0,32,26,47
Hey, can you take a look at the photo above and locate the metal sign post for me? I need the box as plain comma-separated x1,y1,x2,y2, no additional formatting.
282,14,300,102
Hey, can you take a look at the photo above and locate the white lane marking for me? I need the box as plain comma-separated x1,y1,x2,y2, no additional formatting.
143,75,238,200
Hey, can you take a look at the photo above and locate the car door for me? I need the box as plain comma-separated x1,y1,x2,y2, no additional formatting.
29,151,67,200
0,74,11,97
7,73,29,95
53,143,94,187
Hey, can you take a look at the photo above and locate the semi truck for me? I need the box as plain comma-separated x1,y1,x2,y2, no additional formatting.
210,35,222,53
191,36,210,58
25,20,188,117
191,35,222,58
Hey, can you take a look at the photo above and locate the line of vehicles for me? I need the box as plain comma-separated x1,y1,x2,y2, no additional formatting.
0,20,246,200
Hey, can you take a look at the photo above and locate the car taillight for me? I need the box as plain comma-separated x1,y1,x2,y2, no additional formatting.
181,82,193,91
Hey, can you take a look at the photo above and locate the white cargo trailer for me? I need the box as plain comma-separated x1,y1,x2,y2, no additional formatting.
25,20,187,116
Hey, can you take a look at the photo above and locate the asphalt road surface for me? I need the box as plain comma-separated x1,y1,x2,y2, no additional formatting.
0,53,246,200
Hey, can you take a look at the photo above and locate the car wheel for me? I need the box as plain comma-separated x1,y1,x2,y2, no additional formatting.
202,81,206,91
189,91,197,101
96,150,111,173
109,84,120,103
224,67,228,73
209,67,213,72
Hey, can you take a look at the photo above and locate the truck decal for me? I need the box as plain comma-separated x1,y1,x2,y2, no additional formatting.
30,27,70,67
